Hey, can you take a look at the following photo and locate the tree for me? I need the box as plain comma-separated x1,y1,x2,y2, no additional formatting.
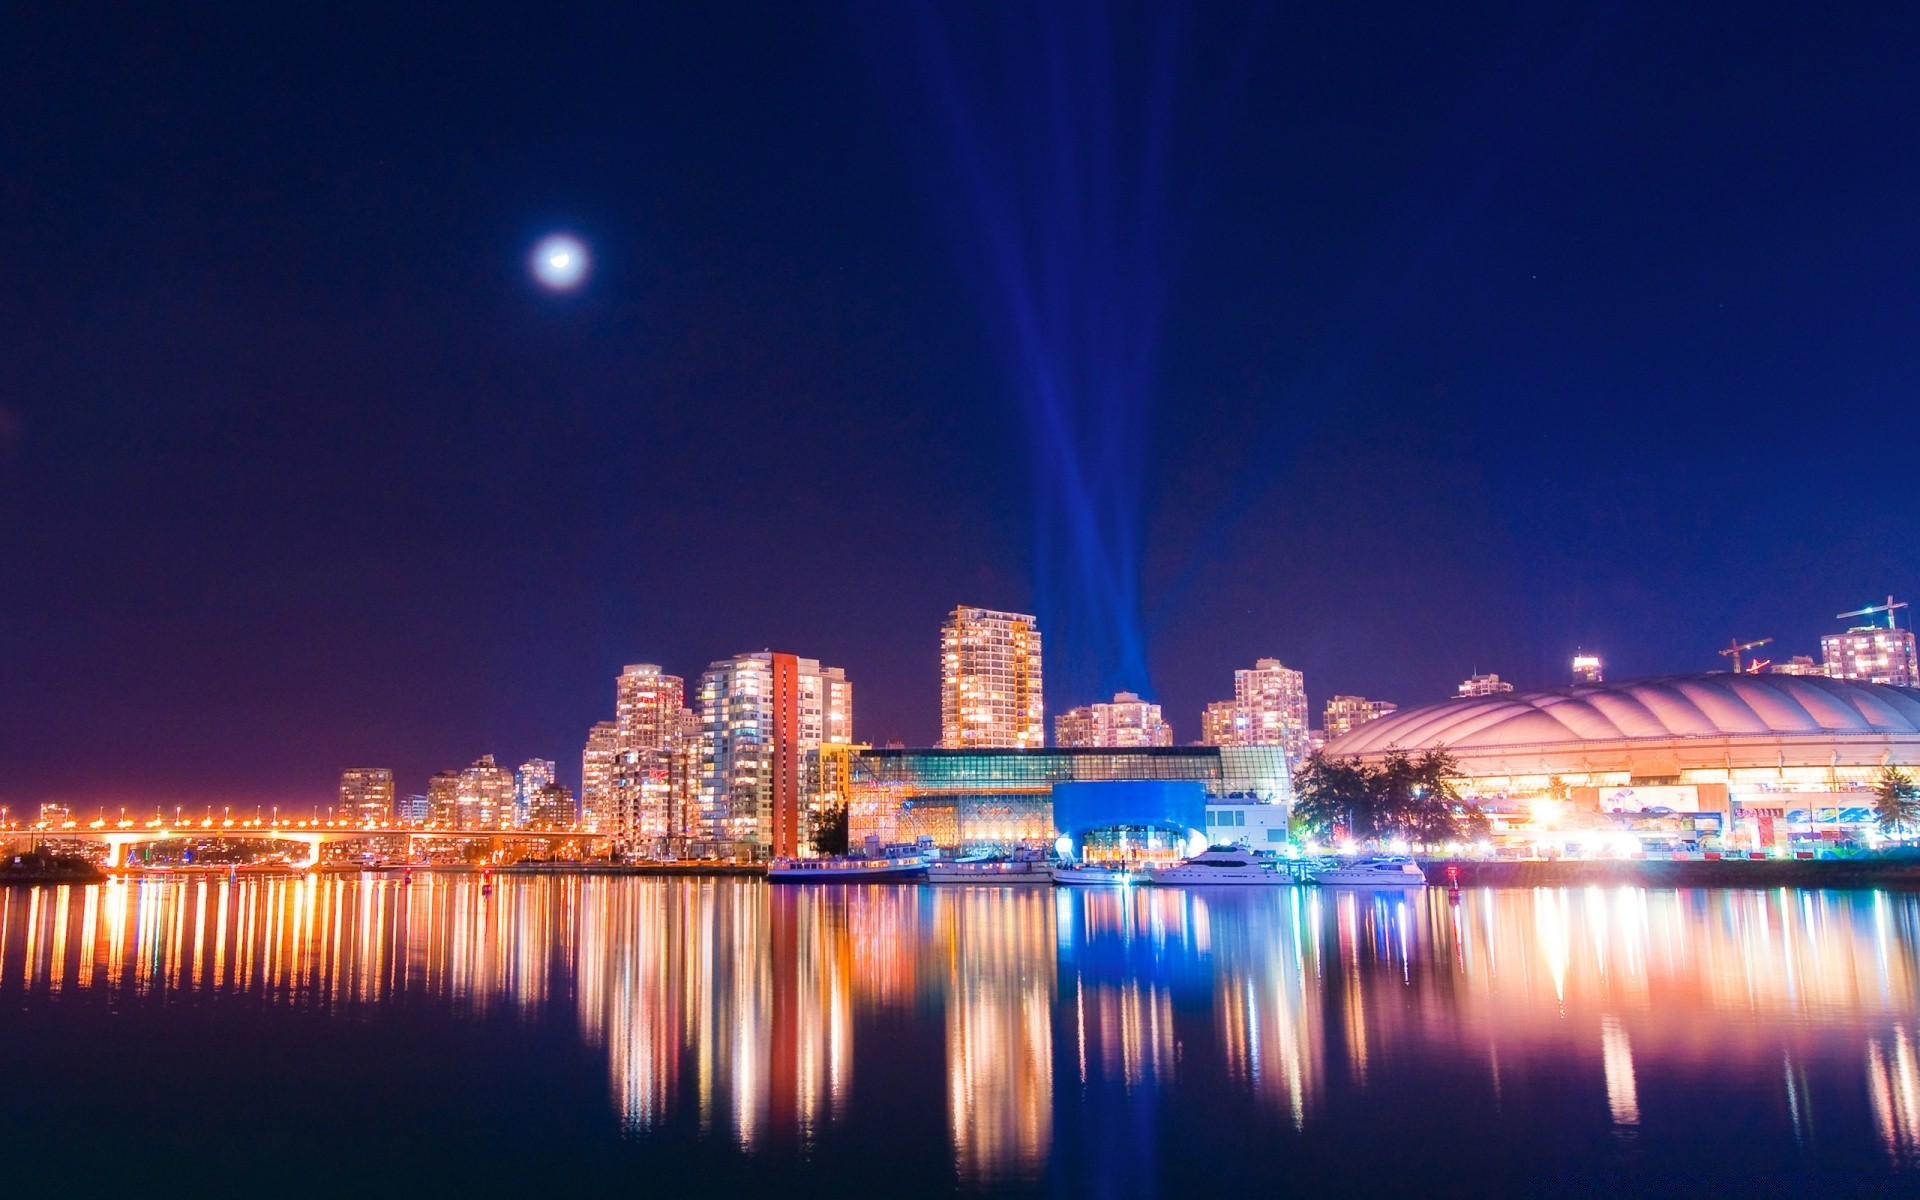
811,803,850,857
1295,747,1477,846
1873,766,1920,837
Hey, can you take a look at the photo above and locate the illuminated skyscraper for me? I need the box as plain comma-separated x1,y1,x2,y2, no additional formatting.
941,606,1044,749
426,770,461,826
528,781,576,829
1323,696,1397,741
1822,627,1919,687
698,651,854,859
1234,658,1310,769
338,768,394,826
1054,692,1173,748
395,793,430,825
513,759,555,829
1458,673,1515,698
581,720,620,832
1200,699,1239,747
456,755,515,829
1572,653,1603,684
617,663,684,751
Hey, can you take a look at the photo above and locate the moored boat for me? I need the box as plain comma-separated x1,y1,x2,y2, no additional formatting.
1148,847,1291,886
767,842,931,883
927,847,1056,885
1311,857,1427,887
1051,862,1145,887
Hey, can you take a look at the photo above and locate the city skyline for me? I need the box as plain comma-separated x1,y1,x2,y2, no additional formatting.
3,6,1917,816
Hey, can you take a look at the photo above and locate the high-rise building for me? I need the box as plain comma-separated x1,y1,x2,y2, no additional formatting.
1822,627,1919,688
426,770,461,826
616,663,684,751
338,768,394,826
1323,696,1398,741
1234,658,1310,769
698,651,854,859
580,720,620,832
941,607,1044,749
513,759,555,829
528,782,576,829
395,793,430,825
1572,653,1603,684
1054,692,1173,748
1200,700,1239,747
456,755,515,829
1458,673,1515,698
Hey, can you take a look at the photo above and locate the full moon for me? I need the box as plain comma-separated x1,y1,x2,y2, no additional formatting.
530,233,589,290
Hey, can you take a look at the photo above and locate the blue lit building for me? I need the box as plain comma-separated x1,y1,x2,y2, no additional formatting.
848,746,1289,857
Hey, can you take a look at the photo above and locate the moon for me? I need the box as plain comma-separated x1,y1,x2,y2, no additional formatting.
530,233,589,290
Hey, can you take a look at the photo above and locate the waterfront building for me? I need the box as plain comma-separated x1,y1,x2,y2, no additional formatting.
395,793,430,825
338,767,394,826
528,782,577,829
1773,655,1825,677
513,759,555,829
1322,695,1397,741
698,651,854,859
1054,691,1173,748
1200,699,1239,747
1324,674,1920,853
1572,653,1603,684
426,770,461,826
1458,672,1515,697
456,755,515,829
848,745,1290,857
580,720,620,832
941,606,1044,749
1822,626,1919,688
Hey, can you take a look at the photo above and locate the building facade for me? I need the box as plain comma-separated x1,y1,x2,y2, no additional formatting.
580,720,620,832
338,768,394,826
513,759,555,829
1822,627,1919,688
849,745,1290,855
1231,658,1310,770
1200,699,1239,747
1054,691,1174,748
528,782,576,829
456,755,515,830
1572,654,1603,684
1322,696,1398,742
1458,673,1515,697
698,651,854,859
426,770,461,826
940,607,1044,749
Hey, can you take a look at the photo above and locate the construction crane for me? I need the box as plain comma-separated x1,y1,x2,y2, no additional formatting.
1837,595,1908,630
1718,637,1772,674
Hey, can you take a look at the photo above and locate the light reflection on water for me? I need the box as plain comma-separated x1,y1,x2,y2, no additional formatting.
2,876,1919,1182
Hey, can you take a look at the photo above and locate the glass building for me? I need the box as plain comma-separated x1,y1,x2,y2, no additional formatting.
849,746,1289,851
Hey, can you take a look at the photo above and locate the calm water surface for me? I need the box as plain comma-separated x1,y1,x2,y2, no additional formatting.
1,876,1917,1196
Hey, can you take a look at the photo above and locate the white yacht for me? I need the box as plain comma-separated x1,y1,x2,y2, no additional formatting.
1148,847,1291,886
1051,862,1145,887
927,848,1056,885
767,842,931,883
1311,857,1427,887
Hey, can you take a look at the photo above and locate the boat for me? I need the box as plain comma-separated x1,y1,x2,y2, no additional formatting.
767,841,931,883
1310,857,1427,887
1148,847,1291,886
927,847,1056,885
1051,862,1145,886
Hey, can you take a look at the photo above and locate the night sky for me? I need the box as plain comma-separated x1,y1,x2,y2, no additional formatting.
4,3,1917,811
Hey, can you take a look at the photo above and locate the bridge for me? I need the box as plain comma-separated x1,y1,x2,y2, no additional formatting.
3,821,604,868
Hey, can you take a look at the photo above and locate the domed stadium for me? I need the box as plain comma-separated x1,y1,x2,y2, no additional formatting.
1321,674,1920,851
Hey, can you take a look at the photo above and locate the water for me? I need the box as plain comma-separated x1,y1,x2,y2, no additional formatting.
1,876,1917,1197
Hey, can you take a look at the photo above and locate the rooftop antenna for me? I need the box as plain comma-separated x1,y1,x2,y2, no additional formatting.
1836,595,1907,630
1718,636,1772,674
